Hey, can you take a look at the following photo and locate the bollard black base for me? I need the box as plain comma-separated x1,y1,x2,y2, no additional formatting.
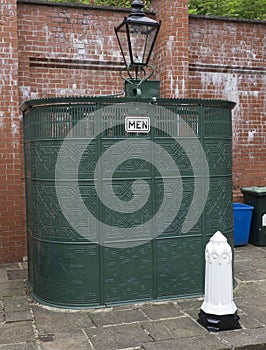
198,309,241,332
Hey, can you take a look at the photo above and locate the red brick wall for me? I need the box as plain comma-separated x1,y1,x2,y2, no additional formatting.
0,0,26,263
17,0,190,101
0,0,265,262
153,0,189,97
17,3,129,100
189,16,266,200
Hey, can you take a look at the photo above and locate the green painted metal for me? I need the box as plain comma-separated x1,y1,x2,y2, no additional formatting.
124,80,160,97
23,97,235,308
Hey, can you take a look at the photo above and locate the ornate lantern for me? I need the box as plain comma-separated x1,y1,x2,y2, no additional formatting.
115,0,161,83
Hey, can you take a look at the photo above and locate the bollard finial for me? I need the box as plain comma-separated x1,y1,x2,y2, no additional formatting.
210,230,227,242
198,231,241,332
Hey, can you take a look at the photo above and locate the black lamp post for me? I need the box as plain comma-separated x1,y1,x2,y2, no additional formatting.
115,0,161,91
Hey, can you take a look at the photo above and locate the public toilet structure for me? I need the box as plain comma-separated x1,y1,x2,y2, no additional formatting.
22,0,236,307
22,96,235,307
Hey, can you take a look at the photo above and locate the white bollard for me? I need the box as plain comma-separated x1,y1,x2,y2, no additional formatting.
198,231,241,331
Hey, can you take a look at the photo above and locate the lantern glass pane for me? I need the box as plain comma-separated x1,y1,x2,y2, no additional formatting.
115,24,131,67
128,24,158,65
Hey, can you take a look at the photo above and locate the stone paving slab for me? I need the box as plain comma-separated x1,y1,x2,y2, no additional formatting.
141,319,175,341
234,245,266,260
3,295,30,312
247,255,266,267
237,312,265,329
145,316,206,339
234,260,266,281
142,335,231,350
140,301,182,320
234,281,266,299
234,246,266,283
2,292,32,324
33,305,94,335
85,323,152,350
181,307,200,321
0,269,8,282
236,299,266,325
0,321,35,344
90,308,148,326
218,328,266,349
40,334,93,350
0,281,25,297
5,310,32,323
176,298,203,311
6,269,28,280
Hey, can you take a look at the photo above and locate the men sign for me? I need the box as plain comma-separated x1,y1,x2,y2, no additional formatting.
125,117,150,133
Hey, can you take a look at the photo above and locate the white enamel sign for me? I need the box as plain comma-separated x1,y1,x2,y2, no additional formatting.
125,117,150,133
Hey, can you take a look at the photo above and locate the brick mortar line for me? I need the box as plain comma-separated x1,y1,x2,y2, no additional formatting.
189,63,266,75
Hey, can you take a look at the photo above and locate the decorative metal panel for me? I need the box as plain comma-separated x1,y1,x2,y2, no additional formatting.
157,237,203,297
23,97,235,307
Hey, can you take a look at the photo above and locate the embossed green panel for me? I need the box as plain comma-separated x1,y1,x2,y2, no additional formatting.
104,243,154,304
157,237,203,297
23,97,235,307
32,239,100,306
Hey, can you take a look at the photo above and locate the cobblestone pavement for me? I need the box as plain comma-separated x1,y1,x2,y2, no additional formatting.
0,244,265,350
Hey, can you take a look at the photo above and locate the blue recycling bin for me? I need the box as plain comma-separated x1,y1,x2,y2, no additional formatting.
233,203,254,246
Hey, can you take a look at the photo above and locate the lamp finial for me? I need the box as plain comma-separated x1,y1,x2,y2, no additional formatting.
129,0,145,17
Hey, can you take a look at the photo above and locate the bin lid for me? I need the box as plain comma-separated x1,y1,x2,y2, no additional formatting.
233,202,254,210
241,186,266,196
